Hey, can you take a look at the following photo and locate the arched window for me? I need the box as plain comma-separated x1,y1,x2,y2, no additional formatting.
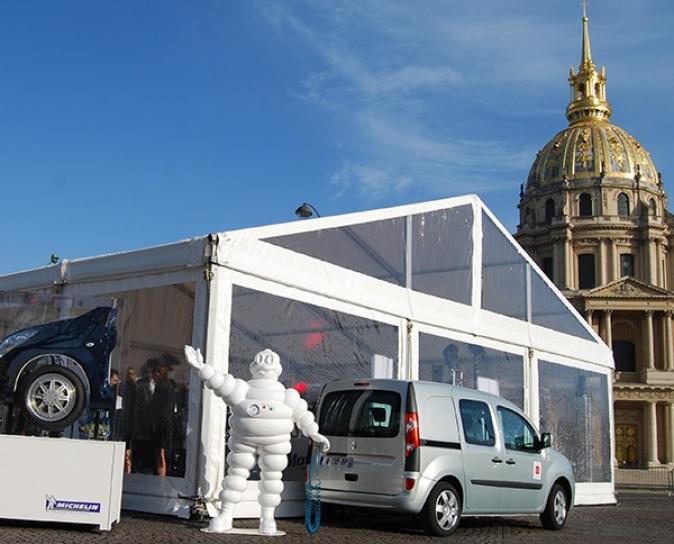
612,340,636,372
578,254,596,289
545,199,556,223
579,193,592,217
620,254,634,277
618,193,630,217
649,198,657,217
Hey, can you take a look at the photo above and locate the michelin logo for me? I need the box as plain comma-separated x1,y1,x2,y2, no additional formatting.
46,495,101,513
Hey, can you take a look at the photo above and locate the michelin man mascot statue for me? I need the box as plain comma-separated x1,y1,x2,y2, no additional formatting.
184,345,330,536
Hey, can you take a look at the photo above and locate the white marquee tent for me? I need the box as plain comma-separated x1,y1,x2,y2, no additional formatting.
0,195,615,517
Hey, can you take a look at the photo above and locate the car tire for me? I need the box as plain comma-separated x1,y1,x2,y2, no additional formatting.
19,366,86,431
421,481,462,536
540,482,568,530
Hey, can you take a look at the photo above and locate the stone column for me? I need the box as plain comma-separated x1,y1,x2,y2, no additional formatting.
656,240,663,287
608,239,617,283
649,238,658,285
643,310,655,370
586,309,594,327
667,403,674,465
599,239,607,285
601,310,613,348
553,240,564,288
666,311,674,371
664,248,669,290
564,237,573,289
646,401,660,466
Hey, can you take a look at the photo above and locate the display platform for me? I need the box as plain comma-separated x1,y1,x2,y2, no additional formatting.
0,434,125,531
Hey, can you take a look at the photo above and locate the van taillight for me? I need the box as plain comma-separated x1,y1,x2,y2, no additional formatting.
404,412,420,457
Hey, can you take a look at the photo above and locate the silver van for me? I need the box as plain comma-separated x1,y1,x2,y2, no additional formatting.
316,379,574,536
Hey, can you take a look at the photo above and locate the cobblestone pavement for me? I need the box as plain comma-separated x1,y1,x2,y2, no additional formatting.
1,492,672,544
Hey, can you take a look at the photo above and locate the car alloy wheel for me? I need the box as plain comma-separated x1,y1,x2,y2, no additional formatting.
553,488,567,526
435,488,460,531
26,372,77,423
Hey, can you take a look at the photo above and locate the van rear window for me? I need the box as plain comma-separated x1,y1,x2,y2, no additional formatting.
319,390,401,438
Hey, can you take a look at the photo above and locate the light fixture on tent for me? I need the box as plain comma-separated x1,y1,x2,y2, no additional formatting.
295,202,321,218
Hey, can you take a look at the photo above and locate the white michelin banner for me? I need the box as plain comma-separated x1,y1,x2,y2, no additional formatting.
0,434,125,531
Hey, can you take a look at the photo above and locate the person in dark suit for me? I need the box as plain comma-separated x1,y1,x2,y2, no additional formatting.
148,355,177,477
115,366,139,473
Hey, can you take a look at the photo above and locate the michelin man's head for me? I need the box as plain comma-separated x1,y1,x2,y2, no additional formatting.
249,349,283,380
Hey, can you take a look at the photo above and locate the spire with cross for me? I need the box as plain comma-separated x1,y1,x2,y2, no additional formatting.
581,0,589,19
565,2,611,125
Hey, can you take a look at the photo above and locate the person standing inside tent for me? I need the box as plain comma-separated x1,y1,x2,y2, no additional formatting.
115,366,139,473
147,355,177,477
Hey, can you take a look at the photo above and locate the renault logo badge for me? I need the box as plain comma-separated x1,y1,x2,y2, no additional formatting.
351,441,356,451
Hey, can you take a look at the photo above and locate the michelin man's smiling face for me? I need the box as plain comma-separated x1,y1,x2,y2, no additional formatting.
249,349,283,380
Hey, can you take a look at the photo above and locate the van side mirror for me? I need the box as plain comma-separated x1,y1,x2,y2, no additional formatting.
539,432,553,450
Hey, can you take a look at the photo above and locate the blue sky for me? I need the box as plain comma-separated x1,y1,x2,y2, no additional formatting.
1,0,672,275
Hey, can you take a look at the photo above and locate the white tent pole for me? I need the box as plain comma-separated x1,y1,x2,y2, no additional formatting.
405,216,413,289
471,198,483,321
197,264,231,513
528,348,540,427
184,273,210,500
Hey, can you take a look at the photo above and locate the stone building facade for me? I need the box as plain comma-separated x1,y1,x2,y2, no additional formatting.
515,12,674,469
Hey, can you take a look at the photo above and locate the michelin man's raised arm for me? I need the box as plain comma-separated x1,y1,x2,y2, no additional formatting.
284,388,330,452
184,345,249,407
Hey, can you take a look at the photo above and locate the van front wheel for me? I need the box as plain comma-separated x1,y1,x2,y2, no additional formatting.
421,482,462,536
540,483,568,530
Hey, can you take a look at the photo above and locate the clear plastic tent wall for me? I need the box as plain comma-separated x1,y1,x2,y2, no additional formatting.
0,195,614,517
213,195,614,509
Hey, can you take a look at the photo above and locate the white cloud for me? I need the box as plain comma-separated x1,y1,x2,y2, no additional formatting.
254,0,674,202
331,162,412,201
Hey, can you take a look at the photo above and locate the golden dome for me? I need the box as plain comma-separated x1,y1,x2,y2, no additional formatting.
525,9,659,192
526,122,659,189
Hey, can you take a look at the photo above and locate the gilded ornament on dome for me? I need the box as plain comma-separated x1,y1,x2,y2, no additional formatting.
575,128,593,171
545,145,563,179
641,158,652,179
625,133,655,180
607,133,625,168
628,135,642,149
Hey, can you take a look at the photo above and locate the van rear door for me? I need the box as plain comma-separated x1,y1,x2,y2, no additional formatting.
318,385,404,495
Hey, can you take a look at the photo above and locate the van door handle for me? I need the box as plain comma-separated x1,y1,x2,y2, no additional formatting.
491,457,503,464
506,459,516,465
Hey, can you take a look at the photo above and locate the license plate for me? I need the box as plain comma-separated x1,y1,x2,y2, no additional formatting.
320,454,355,469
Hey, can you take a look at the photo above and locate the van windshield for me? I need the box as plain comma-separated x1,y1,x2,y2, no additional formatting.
319,389,401,438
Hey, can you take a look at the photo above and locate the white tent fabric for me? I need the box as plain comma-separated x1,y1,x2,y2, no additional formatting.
0,194,615,517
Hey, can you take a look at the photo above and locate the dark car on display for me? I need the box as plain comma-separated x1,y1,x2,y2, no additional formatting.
0,306,118,431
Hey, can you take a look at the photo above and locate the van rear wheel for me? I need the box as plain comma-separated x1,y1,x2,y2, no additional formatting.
421,482,461,536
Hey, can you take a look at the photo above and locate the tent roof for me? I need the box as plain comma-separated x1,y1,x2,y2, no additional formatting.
0,194,610,366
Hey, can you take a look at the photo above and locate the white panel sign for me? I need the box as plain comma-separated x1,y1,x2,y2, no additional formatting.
0,435,125,531
372,354,394,379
